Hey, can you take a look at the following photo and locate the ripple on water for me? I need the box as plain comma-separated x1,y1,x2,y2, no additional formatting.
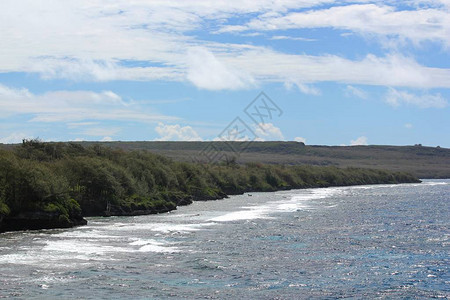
0,180,448,299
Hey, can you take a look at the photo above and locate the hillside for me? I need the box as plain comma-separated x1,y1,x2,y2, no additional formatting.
57,141,450,179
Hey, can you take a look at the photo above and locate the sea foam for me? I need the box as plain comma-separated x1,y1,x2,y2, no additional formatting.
210,187,341,222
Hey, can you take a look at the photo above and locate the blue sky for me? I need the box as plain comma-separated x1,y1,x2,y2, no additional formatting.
1,0,449,147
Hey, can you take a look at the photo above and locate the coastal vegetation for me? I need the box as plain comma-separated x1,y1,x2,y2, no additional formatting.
0,140,420,232
55,141,450,178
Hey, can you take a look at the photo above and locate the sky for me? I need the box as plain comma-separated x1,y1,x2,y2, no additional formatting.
1,0,449,147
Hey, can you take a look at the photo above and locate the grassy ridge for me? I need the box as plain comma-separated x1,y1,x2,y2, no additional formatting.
62,141,450,178
0,140,420,232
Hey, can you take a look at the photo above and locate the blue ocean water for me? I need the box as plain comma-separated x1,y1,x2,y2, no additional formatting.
0,180,449,299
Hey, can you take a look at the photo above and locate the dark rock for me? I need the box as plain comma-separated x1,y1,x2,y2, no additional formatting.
0,211,87,233
176,197,193,206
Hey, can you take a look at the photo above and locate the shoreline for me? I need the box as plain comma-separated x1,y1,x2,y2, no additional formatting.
0,140,424,234
0,179,422,234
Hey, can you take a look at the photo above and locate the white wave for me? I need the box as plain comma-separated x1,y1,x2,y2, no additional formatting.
42,234,183,256
129,238,179,252
16,238,178,261
275,202,307,211
344,181,449,191
420,181,449,186
0,251,107,267
43,240,128,255
164,213,202,218
55,229,117,240
209,207,272,222
138,244,179,253
129,239,165,246
106,222,216,233
210,188,342,222
149,222,217,233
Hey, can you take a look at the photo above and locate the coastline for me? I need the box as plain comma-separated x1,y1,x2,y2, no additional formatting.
0,141,422,234
0,179,421,234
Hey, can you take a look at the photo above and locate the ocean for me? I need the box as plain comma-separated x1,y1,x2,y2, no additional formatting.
1,180,449,299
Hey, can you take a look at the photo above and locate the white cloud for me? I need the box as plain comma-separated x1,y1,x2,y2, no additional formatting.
227,49,450,89
186,47,255,90
201,50,447,89
350,136,368,146
0,1,448,90
101,136,113,142
0,132,31,144
294,137,306,143
404,123,413,129
285,80,321,95
31,58,185,82
212,122,284,142
236,3,450,48
36,59,119,82
271,35,316,42
0,0,322,83
345,85,368,99
296,83,321,96
253,123,285,141
0,83,178,124
155,123,202,141
385,88,448,108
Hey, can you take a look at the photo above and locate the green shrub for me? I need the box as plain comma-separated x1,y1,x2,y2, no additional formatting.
0,202,10,216
0,141,420,220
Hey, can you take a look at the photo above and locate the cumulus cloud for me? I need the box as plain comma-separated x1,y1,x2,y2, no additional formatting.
385,88,448,108
294,137,306,143
350,136,368,146
212,122,284,142
186,47,255,90
213,128,253,142
253,123,285,141
155,123,202,141
0,132,31,144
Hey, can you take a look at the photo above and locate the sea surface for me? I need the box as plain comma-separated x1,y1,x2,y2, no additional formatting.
1,180,449,299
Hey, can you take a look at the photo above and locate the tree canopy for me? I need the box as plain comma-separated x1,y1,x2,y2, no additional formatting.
0,140,420,232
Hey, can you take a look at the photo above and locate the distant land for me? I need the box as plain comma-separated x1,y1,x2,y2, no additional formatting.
32,141,450,179
0,141,421,232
